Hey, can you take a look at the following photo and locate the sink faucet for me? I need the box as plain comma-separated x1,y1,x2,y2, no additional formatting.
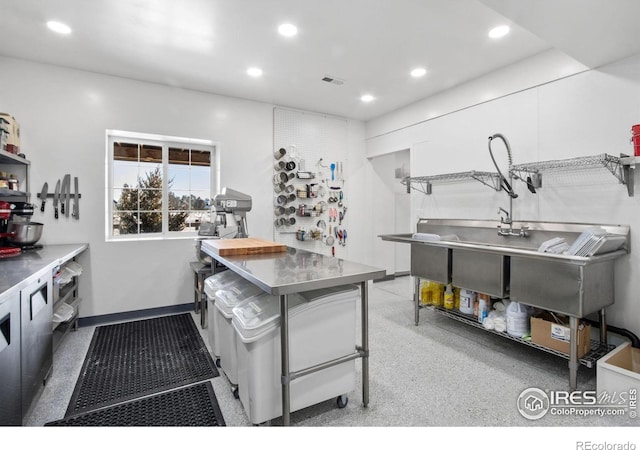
498,207,511,224
489,134,529,238
497,207,530,237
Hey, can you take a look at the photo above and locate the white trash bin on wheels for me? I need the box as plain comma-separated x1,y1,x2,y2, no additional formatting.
204,270,243,367
214,279,263,397
232,284,359,425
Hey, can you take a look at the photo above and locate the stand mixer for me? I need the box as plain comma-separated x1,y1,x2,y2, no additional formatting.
0,201,41,257
195,188,252,265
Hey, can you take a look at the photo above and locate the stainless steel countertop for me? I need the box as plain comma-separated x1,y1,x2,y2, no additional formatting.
0,243,88,302
201,241,386,295
379,233,628,264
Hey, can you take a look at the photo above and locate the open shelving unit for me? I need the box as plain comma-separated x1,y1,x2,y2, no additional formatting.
0,149,30,201
52,258,82,353
429,305,614,369
401,170,501,194
402,153,638,196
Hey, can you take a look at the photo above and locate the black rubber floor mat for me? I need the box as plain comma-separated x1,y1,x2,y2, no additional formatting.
66,313,219,415
47,382,225,426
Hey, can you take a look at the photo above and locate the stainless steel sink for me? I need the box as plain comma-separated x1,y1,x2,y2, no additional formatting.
380,218,630,315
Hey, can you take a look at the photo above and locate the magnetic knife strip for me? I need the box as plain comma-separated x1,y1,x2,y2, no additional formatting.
37,174,81,219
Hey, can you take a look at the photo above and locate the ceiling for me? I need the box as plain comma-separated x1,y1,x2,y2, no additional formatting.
2,0,640,122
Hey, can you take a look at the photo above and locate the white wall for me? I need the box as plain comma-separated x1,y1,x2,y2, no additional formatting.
365,48,588,153
369,150,411,275
0,56,368,318
364,53,640,337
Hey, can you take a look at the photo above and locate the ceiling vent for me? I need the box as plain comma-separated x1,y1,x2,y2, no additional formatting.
321,75,345,86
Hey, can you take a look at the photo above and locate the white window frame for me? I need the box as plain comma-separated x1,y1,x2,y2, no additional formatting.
105,129,218,241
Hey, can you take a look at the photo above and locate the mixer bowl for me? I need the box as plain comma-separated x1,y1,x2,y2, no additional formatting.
6,221,44,246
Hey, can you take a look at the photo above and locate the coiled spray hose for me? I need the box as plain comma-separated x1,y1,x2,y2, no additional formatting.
488,133,518,199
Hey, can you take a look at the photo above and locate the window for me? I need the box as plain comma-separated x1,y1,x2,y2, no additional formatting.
106,130,216,240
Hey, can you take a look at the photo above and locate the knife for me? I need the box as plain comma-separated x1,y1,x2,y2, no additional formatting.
39,182,48,212
53,179,61,219
61,174,70,217
72,176,79,220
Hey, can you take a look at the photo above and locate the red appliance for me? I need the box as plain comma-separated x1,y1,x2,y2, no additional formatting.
0,201,20,257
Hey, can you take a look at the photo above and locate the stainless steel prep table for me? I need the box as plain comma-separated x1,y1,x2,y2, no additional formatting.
200,242,386,425
0,244,88,300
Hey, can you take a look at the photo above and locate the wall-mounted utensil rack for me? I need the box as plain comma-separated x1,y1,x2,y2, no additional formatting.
402,170,501,194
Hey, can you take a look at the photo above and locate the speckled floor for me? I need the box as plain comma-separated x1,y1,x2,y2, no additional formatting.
21,277,639,432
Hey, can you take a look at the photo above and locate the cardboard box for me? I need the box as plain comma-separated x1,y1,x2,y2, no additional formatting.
530,313,591,358
597,341,640,396
0,113,20,151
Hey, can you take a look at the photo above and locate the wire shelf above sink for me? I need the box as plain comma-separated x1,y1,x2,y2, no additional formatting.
401,170,501,194
511,153,633,197
403,153,637,196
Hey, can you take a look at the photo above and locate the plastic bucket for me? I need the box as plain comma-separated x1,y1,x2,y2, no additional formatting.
632,124,640,157
506,301,530,338
459,289,476,315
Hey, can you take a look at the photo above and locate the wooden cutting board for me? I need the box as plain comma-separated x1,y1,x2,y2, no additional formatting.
204,237,287,256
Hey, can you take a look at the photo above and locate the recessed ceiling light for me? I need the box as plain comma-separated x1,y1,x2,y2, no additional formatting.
247,67,263,77
47,20,72,34
410,68,427,78
360,94,375,103
278,23,298,37
488,25,510,39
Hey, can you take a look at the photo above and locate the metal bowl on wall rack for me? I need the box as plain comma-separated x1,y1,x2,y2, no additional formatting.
274,172,288,184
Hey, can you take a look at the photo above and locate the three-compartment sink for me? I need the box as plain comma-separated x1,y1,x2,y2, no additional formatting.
380,218,630,317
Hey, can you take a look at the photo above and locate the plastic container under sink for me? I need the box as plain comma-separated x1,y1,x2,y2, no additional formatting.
204,270,243,360
214,279,263,388
232,284,359,425
506,301,530,338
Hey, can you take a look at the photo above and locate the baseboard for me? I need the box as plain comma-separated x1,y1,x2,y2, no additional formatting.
78,303,194,328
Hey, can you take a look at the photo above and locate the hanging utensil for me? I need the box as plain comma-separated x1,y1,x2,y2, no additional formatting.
53,179,61,219
39,182,48,212
72,177,79,219
325,225,334,246
60,174,71,217
330,163,336,181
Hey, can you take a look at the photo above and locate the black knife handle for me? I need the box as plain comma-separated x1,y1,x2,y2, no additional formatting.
41,201,45,212
55,207,58,219
61,203,65,215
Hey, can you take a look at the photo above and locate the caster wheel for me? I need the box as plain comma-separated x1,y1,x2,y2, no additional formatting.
233,387,239,399
336,395,348,408
215,358,221,368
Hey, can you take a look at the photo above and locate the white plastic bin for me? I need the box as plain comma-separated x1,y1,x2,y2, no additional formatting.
597,341,640,396
204,270,243,361
214,279,263,388
232,284,359,424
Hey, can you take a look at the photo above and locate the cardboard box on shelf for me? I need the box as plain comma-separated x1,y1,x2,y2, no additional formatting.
530,312,591,358
0,113,20,152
